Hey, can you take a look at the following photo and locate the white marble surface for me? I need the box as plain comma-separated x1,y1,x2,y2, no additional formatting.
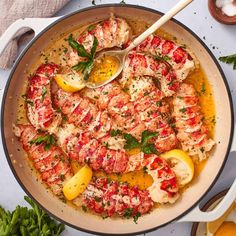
0,0,236,235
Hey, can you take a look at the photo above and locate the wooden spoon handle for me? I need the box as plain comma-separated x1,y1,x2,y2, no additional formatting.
125,0,193,52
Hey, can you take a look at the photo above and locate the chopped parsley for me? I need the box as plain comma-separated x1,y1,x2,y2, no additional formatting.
179,107,187,113
87,25,96,31
201,83,206,94
110,129,123,137
41,86,47,102
154,55,171,62
133,212,141,224
81,205,87,212
124,208,133,218
26,100,34,106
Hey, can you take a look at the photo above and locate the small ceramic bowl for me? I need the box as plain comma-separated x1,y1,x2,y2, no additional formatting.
191,188,234,236
208,0,236,25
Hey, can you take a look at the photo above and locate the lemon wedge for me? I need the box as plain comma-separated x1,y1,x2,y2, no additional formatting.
161,149,194,186
54,72,85,92
63,164,92,200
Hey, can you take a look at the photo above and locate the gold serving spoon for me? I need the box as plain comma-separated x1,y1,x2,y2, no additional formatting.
85,0,193,89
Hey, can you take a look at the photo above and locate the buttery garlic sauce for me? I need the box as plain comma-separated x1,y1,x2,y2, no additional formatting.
88,54,120,85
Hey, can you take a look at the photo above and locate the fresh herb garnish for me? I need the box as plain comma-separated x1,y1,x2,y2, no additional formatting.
179,107,187,113
123,133,140,150
41,86,47,102
0,196,65,236
29,134,56,151
201,83,206,94
87,25,96,31
110,129,123,137
26,99,34,106
154,55,171,62
141,130,158,146
219,54,236,70
81,205,87,212
68,34,98,80
112,129,159,154
133,212,141,224
143,166,148,174
124,208,133,218
141,143,158,154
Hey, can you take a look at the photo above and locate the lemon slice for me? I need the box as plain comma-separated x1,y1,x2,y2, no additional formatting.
161,149,194,186
54,72,85,92
63,164,92,200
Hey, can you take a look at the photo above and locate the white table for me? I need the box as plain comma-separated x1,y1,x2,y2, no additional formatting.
0,0,235,235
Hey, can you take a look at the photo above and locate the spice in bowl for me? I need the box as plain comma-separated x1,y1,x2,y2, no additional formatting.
216,0,236,17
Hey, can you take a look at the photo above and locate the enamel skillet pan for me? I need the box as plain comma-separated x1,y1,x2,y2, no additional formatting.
0,4,236,235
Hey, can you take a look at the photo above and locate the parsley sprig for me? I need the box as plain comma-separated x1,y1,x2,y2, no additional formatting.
111,129,159,154
0,196,65,236
68,34,98,80
29,134,56,151
219,54,236,70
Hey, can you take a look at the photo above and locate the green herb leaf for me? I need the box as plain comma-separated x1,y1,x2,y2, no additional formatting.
154,55,170,62
69,35,98,81
110,129,123,137
83,60,95,81
123,208,133,218
141,143,158,154
90,36,98,58
201,83,206,94
0,196,65,236
179,107,187,113
87,25,96,31
68,34,91,59
41,86,47,102
219,54,236,70
141,130,158,146
26,100,34,106
133,212,141,224
123,133,140,150
29,134,56,151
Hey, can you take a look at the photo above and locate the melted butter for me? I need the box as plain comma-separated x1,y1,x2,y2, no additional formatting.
95,170,153,190
88,54,119,85
185,67,215,138
215,222,236,236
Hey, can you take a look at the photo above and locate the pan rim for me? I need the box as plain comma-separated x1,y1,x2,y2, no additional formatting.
1,3,234,236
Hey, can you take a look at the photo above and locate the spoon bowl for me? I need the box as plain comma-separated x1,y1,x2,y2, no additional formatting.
85,0,193,89
85,49,127,88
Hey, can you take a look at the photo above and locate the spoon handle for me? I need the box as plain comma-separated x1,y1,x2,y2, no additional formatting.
125,0,193,52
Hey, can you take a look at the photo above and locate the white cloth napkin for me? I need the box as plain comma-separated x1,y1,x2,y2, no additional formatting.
0,0,70,69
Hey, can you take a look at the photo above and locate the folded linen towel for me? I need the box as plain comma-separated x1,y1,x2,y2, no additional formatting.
0,0,70,69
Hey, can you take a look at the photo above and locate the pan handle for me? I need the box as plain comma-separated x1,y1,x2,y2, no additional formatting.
0,17,61,56
178,178,236,222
